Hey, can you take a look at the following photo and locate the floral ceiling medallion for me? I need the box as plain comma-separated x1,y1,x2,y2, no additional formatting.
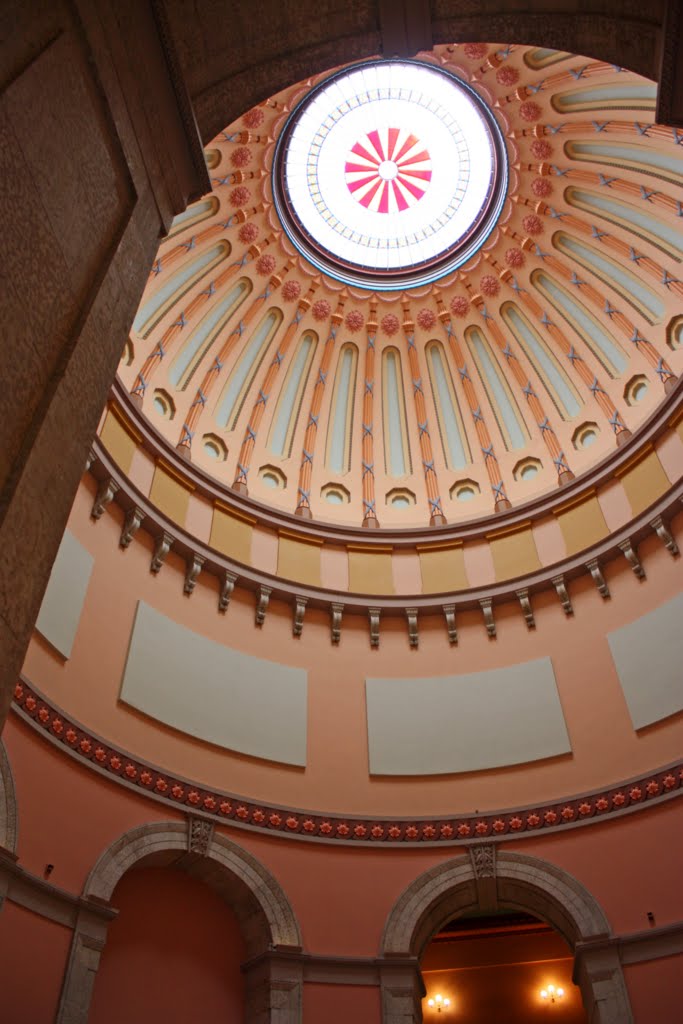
273,59,508,290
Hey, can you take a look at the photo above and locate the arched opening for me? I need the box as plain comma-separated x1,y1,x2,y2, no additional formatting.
57,821,303,1024
421,909,586,1022
381,850,633,1024
89,864,246,1023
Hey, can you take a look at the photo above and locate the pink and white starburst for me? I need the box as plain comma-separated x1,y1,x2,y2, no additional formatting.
344,128,432,214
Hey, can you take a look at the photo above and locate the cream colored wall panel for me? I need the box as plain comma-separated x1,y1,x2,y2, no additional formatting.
366,657,570,775
35,530,94,659
121,602,307,766
607,594,683,730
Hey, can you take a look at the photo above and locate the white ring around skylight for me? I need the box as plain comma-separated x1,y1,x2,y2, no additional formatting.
274,60,507,288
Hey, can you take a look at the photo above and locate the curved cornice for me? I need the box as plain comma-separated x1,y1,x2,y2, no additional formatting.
13,679,683,848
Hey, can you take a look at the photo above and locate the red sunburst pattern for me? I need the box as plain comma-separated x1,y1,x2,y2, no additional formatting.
344,128,432,213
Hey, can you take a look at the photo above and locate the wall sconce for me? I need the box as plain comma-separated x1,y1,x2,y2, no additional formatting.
540,984,564,1004
427,993,451,1013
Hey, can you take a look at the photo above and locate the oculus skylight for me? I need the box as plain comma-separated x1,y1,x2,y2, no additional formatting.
273,60,508,290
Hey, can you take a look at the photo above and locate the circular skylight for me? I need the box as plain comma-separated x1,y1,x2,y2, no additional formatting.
273,60,508,290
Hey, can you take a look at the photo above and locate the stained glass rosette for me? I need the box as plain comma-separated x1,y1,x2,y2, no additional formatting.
273,60,508,290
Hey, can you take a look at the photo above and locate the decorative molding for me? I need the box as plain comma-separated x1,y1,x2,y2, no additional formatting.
469,843,496,879
150,531,173,573
120,506,144,549
330,603,343,645
184,553,204,595
293,596,307,637
256,585,271,626
188,815,214,856
86,435,683,627
0,846,115,930
13,679,683,849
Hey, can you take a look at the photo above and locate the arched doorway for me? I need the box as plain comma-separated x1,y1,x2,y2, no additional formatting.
56,819,303,1024
380,848,633,1023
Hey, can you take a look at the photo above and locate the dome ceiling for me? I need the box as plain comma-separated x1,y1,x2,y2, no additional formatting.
121,43,682,529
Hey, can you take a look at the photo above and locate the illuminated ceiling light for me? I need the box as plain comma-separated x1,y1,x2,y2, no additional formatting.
540,984,565,1003
427,993,451,1013
273,59,508,290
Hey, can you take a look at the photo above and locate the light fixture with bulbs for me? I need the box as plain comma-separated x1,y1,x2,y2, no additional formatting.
427,993,451,1013
540,984,565,1004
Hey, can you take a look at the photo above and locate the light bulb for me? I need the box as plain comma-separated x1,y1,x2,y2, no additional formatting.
548,985,555,994
557,988,565,998
540,990,548,1000
444,998,451,1007
435,994,443,1004
428,999,435,1008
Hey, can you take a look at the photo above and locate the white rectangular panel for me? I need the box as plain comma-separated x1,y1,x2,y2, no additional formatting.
607,593,683,730
35,530,94,659
366,657,570,775
121,602,307,766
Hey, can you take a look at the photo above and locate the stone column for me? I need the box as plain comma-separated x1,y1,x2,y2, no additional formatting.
574,942,635,1024
0,0,209,728
379,957,424,1024
242,948,304,1024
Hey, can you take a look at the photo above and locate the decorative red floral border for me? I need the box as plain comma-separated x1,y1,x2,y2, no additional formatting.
13,679,683,846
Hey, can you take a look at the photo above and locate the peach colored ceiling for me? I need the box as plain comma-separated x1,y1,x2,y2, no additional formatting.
121,43,681,531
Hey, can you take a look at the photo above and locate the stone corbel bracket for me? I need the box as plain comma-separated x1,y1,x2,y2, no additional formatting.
120,506,144,549
443,604,457,644
369,607,381,648
480,598,496,638
619,538,645,579
293,596,307,637
184,553,204,595
330,603,343,645
91,477,119,520
586,558,610,599
256,585,271,626
516,589,535,629
552,574,573,616
405,608,418,648
651,514,679,556
150,531,174,574
218,570,238,612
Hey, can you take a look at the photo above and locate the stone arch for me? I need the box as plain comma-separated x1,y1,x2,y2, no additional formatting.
58,819,303,1024
380,848,632,1024
0,739,18,854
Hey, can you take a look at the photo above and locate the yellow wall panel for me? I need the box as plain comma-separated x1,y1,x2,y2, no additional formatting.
618,450,670,517
278,534,322,587
419,545,468,593
489,526,541,582
149,465,192,526
555,494,608,556
99,409,138,474
348,548,394,595
210,505,253,564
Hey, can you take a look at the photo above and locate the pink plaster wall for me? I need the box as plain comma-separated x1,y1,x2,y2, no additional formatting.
0,902,72,1023
623,955,683,1023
